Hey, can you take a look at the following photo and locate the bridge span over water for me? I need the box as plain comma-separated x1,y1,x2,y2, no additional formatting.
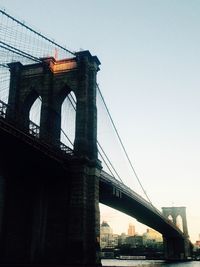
100,170,186,239
0,84,192,266
0,9,192,266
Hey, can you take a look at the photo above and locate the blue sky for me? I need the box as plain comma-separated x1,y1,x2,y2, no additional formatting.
1,0,200,242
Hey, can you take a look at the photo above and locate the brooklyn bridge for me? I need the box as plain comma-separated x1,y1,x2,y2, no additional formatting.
0,9,192,266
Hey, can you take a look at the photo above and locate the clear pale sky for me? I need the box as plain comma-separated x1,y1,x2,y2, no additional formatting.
1,0,200,242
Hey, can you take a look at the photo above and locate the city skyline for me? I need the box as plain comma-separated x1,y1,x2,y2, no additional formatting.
100,204,196,241
100,217,159,237
100,218,163,251
1,0,200,243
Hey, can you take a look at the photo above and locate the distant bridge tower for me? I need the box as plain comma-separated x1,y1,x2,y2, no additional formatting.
162,206,192,260
162,207,189,237
0,51,102,266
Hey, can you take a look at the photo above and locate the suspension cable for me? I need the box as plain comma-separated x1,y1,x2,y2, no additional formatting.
97,84,154,205
0,41,41,63
98,149,116,179
65,92,124,181
97,141,123,183
61,128,73,146
0,9,75,56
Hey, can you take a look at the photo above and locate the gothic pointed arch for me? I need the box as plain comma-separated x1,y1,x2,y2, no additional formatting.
176,215,183,232
22,88,42,135
168,215,173,222
55,83,72,108
61,91,76,149
52,83,77,148
22,89,40,122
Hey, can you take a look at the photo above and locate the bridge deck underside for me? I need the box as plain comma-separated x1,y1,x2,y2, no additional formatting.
99,179,185,239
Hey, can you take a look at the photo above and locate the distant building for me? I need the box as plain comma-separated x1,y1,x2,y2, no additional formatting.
143,228,163,248
118,233,127,246
101,221,113,235
112,234,119,247
100,221,118,248
193,239,200,256
127,223,135,236
143,228,162,242
195,240,200,248
126,235,143,248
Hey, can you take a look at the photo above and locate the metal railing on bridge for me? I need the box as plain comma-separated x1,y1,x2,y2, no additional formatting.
29,121,40,138
0,100,6,118
0,99,73,156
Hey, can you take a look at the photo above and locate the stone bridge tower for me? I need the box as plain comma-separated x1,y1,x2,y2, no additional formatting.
162,206,189,237
0,51,102,266
162,206,192,260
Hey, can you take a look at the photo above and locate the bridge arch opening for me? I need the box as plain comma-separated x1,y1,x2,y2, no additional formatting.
60,90,76,149
167,215,173,222
22,89,41,123
0,66,10,104
27,91,42,137
176,215,183,232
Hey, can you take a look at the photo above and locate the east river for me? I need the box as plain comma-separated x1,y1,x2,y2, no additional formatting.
102,259,200,266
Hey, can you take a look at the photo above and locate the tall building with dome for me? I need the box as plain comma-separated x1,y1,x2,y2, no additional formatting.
100,221,118,248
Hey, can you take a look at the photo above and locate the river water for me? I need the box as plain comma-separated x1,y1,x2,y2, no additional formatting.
102,259,200,266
